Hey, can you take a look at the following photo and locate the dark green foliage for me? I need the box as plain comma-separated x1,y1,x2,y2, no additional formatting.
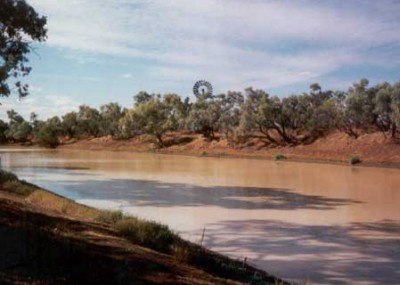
0,169,18,184
99,102,124,137
61,112,79,138
2,180,35,196
4,109,31,142
0,119,9,143
0,0,47,98
274,153,286,160
1,79,400,147
0,170,35,196
133,91,153,106
35,116,64,148
134,93,182,146
117,108,143,139
187,91,243,140
95,210,123,225
349,156,361,165
115,217,178,253
77,105,102,138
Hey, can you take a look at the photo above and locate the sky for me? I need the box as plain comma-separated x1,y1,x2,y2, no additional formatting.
1,0,400,120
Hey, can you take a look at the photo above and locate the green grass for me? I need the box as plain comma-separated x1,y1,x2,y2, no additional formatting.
96,211,259,282
95,210,178,253
349,156,361,165
115,217,178,253
0,171,283,284
274,153,286,160
2,180,36,196
0,170,36,196
95,210,123,225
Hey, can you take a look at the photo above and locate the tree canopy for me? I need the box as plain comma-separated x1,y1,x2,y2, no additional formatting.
0,0,47,98
1,79,400,148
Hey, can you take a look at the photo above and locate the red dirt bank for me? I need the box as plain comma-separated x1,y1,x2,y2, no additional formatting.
60,131,400,167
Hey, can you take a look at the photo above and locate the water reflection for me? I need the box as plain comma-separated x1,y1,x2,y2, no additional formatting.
202,219,400,285
2,149,400,284
32,178,362,210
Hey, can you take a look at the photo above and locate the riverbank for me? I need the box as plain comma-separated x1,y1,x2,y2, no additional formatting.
0,170,291,285
58,131,400,168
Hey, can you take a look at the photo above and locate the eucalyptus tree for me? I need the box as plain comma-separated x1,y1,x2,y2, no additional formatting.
0,0,47,98
117,108,143,139
133,91,152,107
186,95,222,140
135,94,181,146
62,111,79,138
77,105,102,138
35,116,64,148
4,109,31,142
0,119,8,143
216,91,244,139
391,81,400,138
240,87,281,144
374,82,395,137
340,79,376,138
99,102,124,137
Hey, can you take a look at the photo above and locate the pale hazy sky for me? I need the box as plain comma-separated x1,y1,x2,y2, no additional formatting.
1,0,399,120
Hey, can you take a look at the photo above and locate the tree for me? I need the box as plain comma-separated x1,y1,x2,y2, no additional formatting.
133,91,152,107
0,0,47,98
341,79,382,138
99,102,124,137
77,105,101,138
374,82,395,137
117,108,143,139
390,82,400,139
62,111,79,138
4,109,31,142
35,116,64,148
0,119,8,143
240,87,280,144
135,94,180,146
186,96,222,140
215,91,244,139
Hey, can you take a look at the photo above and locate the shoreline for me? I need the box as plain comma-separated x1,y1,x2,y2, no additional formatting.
0,169,292,285
2,140,400,170
58,144,400,170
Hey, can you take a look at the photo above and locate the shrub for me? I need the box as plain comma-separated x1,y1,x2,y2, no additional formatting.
349,156,361,165
274,153,286,160
115,218,178,253
0,170,18,184
95,210,123,225
2,180,35,196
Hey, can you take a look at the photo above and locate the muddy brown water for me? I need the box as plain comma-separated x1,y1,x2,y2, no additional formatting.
1,148,399,284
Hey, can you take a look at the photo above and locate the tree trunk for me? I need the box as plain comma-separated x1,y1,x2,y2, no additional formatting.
259,125,278,144
392,123,397,138
156,134,164,147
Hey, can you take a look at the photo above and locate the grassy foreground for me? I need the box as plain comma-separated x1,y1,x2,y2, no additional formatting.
0,170,293,285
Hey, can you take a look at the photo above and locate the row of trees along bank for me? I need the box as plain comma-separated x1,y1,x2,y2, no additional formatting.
1,78,400,148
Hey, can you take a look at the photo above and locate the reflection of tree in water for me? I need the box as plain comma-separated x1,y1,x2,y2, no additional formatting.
202,219,400,285
45,178,362,210
23,175,399,284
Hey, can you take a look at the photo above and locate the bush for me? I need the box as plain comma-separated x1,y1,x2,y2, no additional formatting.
349,156,361,165
274,153,286,160
0,169,18,184
115,218,178,253
95,210,123,225
2,180,35,196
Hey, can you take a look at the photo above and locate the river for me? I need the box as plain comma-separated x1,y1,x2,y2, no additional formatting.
1,148,399,284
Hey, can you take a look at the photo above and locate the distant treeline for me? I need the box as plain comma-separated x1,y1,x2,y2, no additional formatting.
1,78,399,148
